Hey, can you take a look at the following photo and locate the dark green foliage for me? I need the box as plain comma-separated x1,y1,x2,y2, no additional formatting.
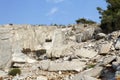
97,0,120,33
22,48,31,54
76,18,96,24
8,68,21,76
50,24,58,26
38,49,46,54
87,64,95,69
9,23,13,26
84,64,96,70
35,49,46,57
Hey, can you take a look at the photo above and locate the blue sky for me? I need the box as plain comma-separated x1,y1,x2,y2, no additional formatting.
0,0,107,25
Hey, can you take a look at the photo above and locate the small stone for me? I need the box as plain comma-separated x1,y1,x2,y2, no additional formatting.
0,70,7,77
98,42,112,55
75,48,98,59
115,37,120,50
115,71,120,80
37,76,47,80
58,71,62,74
71,75,99,80
102,56,116,66
96,33,106,40
71,66,103,80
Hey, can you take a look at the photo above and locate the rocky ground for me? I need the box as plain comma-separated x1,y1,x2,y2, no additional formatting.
0,24,120,80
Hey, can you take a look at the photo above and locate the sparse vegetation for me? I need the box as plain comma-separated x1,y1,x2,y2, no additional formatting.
36,49,46,55
50,24,58,26
22,48,31,54
45,39,52,42
8,68,21,76
76,18,96,24
32,49,47,59
87,64,95,69
9,23,13,26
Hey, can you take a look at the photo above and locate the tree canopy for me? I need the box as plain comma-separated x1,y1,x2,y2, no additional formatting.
97,0,120,33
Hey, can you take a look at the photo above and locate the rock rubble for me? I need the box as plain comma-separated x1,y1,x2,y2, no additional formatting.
0,24,120,80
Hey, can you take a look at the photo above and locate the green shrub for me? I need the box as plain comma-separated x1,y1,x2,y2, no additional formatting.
22,48,31,54
76,18,96,24
87,64,95,68
8,68,21,76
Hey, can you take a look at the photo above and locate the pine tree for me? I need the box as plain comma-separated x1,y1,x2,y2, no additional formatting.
97,0,120,33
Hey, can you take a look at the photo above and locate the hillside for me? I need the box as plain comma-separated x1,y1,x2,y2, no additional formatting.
0,24,120,80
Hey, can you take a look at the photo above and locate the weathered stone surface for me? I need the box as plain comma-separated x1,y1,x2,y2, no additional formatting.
39,60,86,72
82,66,103,77
0,25,57,69
115,71,120,80
39,60,50,70
95,33,106,40
102,56,116,66
98,42,112,54
108,30,120,40
71,75,99,80
75,48,98,58
12,26,55,51
0,40,12,69
13,63,25,67
49,61,86,72
11,40,36,63
75,25,100,43
112,62,119,70
72,66,103,80
116,57,120,63
37,76,48,80
12,52,36,63
0,25,13,33
0,33,13,40
50,29,66,58
117,66,120,71
100,67,115,80
115,37,120,50
1,24,120,80
0,70,7,77
46,39,76,58
0,27,13,69
113,57,120,70
75,28,94,42
115,57,120,71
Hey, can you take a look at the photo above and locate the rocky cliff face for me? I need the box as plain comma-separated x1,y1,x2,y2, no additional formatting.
1,24,120,80
0,26,13,69
0,24,56,69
